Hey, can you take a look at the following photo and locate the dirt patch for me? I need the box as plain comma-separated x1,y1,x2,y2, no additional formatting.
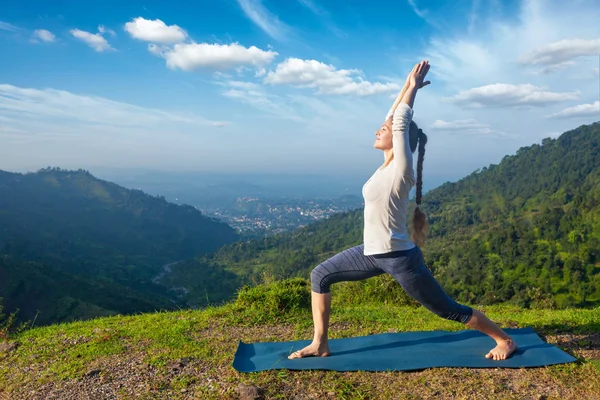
544,332,600,360
0,341,18,354
18,353,226,400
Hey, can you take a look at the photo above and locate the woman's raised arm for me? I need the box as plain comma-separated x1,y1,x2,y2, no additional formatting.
391,61,430,178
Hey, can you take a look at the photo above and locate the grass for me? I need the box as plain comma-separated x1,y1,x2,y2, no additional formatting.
1,278,599,399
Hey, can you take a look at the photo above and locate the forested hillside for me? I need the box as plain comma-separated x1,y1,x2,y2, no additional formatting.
0,168,239,325
424,122,600,308
168,122,600,309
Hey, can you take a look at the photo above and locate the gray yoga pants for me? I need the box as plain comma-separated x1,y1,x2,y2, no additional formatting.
310,244,473,324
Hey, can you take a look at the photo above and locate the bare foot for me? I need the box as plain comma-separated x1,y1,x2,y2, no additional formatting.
288,341,330,359
485,338,517,360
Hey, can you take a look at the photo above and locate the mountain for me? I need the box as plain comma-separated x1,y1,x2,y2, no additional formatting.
0,168,239,325
423,122,600,308
166,122,600,309
2,121,598,325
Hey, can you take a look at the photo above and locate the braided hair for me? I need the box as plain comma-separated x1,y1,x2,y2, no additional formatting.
409,121,429,246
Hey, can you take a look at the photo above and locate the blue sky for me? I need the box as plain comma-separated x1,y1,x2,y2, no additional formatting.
1,0,599,185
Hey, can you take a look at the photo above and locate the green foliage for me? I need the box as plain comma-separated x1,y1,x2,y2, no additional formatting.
333,275,420,307
233,277,311,322
158,259,243,308
525,287,558,310
423,122,600,308
0,297,27,339
0,168,239,326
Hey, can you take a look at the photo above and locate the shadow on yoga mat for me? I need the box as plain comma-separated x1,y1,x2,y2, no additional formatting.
232,327,576,372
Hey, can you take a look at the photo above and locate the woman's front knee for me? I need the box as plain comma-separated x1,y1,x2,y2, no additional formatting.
309,265,321,283
310,265,329,294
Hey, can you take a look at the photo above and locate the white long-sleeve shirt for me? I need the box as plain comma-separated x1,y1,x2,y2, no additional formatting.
361,103,416,255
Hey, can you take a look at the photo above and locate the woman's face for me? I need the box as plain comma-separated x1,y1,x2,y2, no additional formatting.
374,118,393,150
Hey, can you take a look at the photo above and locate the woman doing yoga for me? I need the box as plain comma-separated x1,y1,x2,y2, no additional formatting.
289,61,517,362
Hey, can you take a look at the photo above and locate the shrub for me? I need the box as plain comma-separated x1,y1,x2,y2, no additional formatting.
0,297,27,340
333,275,420,307
234,277,311,321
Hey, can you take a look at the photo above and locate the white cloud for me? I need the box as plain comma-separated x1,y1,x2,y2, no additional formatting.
0,21,22,33
0,84,231,171
424,38,499,85
98,25,116,37
70,29,113,52
0,84,224,128
265,58,400,96
519,38,600,69
531,60,576,75
422,1,600,89
449,84,579,108
32,29,56,43
236,0,291,41
225,80,260,90
297,0,325,15
407,0,442,29
124,17,186,44
431,119,488,130
296,0,344,37
152,42,278,72
573,66,600,80
218,80,302,121
147,43,164,56
407,0,428,19
546,101,600,119
467,0,480,34
430,118,506,137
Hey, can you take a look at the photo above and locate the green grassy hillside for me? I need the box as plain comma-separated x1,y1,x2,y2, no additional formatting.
0,279,598,399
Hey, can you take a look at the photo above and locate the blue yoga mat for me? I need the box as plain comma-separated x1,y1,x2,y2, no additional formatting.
232,327,576,372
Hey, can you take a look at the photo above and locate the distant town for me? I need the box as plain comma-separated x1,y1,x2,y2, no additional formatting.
196,195,364,236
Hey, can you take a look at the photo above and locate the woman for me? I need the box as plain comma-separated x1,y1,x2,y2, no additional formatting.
289,61,517,361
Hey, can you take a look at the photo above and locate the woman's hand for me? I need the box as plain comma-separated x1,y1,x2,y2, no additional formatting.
407,61,431,89
399,61,430,109
387,60,431,115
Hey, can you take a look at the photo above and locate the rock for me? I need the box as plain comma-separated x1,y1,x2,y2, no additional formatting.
85,369,101,377
236,384,264,400
0,341,18,353
180,357,192,366
167,357,191,372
